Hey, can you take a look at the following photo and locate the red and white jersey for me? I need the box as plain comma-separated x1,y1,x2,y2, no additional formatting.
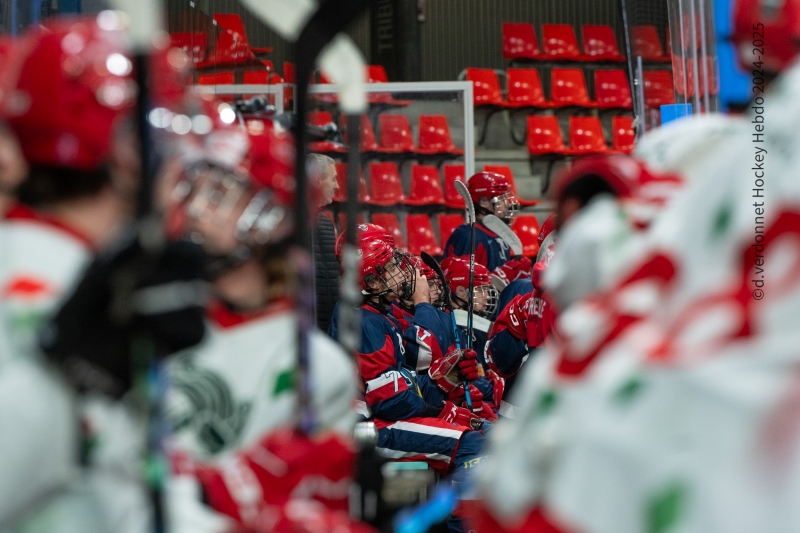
0,204,93,363
166,300,358,460
0,204,91,524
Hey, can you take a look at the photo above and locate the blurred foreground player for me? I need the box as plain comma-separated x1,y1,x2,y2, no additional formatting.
162,113,361,533
0,14,143,527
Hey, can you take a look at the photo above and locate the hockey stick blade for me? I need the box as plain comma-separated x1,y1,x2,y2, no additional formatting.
454,180,475,225
482,214,523,257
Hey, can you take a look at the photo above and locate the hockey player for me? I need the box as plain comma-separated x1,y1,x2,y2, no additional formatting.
0,15,142,527
386,255,496,421
161,116,360,532
443,171,532,282
330,232,489,533
439,257,504,413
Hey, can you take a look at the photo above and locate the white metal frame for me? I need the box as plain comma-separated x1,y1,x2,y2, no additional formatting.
193,81,475,177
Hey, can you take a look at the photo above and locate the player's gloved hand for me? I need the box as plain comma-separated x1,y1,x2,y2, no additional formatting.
40,226,210,398
493,257,533,285
430,348,463,394
486,369,505,410
438,401,483,430
457,348,479,382
505,293,533,340
448,384,482,411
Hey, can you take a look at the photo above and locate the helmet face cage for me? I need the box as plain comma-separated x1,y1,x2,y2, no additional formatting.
181,161,292,251
428,276,445,310
473,283,499,317
491,192,520,225
374,250,416,301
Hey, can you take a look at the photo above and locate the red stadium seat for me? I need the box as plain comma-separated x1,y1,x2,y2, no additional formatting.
512,215,541,257
342,115,381,152
417,115,464,155
368,162,405,205
506,68,554,108
371,213,405,248
438,213,465,246
483,165,538,206
594,69,632,109
611,116,635,154
466,68,505,106
406,214,443,256
198,72,234,85
308,111,346,153
406,165,446,206
170,32,207,64
443,164,467,208
527,116,570,155
378,114,415,153
582,25,625,62
568,116,610,155
333,163,371,203
367,65,389,83
643,70,676,106
502,23,541,60
631,25,668,62
541,24,585,61
550,68,597,108
213,14,272,55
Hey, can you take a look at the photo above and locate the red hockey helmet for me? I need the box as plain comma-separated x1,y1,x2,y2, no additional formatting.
538,215,556,248
2,14,136,170
733,0,800,73
335,222,395,260
467,171,511,202
358,234,415,300
181,124,298,260
468,171,519,224
441,257,498,317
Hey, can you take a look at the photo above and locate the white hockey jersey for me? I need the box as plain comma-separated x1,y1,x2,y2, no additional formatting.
0,205,91,526
477,60,800,533
165,299,358,460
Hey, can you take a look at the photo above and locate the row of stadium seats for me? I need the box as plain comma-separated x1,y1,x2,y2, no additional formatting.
332,162,539,208
503,22,668,63
467,67,676,109
528,115,634,155
309,112,463,156
323,210,543,258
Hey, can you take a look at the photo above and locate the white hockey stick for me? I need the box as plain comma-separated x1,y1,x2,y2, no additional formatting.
482,214,523,256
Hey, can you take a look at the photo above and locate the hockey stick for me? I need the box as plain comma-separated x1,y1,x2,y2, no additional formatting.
420,251,462,352
452,180,475,411
482,214,523,291
482,214,523,257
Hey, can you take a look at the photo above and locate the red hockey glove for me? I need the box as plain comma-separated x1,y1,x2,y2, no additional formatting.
430,348,463,394
438,401,483,430
192,429,355,528
486,369,505,410
448,383,482,411
457,348,479,382
448,384,497,422
492,257,533,286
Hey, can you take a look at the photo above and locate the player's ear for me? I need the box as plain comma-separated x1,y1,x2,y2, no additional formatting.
479,197,492,210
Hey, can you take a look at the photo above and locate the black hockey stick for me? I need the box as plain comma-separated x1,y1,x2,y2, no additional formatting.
452,180,475,411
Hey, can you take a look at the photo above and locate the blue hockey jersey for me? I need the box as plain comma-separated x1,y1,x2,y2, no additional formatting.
444,222,511,272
